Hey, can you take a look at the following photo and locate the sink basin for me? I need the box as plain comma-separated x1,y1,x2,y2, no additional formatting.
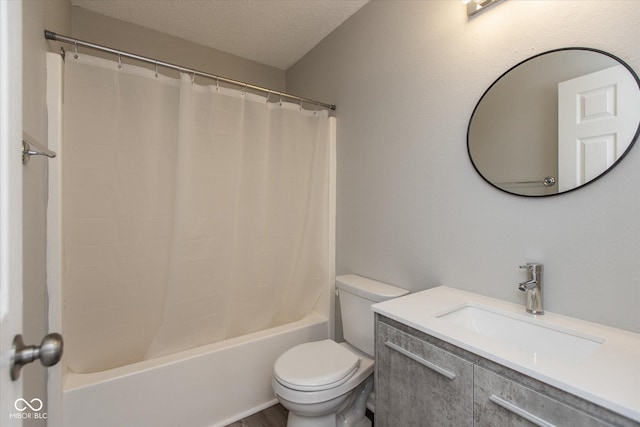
437,304,604,364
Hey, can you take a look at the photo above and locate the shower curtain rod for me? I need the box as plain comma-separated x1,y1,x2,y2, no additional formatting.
44,30,336,111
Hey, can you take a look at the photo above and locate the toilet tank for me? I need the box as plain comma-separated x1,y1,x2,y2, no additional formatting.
336,274,409,357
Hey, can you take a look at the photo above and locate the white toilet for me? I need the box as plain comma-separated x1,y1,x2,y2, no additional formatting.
272,274,409,427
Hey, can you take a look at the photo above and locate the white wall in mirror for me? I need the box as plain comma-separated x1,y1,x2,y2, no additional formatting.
468,49,639,197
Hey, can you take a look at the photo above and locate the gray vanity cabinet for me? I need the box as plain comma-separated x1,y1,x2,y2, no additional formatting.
375,320,473,427
375,315,639,427
474,366,614,427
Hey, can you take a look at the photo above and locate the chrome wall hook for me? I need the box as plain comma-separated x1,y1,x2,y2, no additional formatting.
22,132,57,165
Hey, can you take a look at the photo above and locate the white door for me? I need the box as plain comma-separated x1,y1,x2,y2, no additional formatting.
0,0,24,425
558,65,640,192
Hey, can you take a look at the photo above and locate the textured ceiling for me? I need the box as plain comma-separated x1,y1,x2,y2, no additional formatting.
71,0,368,70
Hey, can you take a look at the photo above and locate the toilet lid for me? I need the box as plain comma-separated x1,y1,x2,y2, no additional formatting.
274,340,360,391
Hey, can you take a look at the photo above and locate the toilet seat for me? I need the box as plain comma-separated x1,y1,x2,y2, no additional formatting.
273,340,361,392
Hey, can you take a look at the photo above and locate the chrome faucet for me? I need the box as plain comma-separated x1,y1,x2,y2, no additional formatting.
518,263,544,315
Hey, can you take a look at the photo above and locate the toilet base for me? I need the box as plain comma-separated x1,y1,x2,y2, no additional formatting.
287,413,371,427
287,412,336,427
351,418,371,427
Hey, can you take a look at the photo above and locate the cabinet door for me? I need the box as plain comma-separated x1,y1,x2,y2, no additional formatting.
376,321,473,427
474,366,615,427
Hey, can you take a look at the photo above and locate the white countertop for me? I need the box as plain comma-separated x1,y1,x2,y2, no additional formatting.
372,286,640,422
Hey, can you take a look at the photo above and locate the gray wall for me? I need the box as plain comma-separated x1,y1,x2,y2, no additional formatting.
22,0,71,424
287,1,640,332
71,6,285,92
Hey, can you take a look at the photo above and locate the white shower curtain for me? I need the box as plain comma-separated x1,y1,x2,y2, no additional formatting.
62,55,332,372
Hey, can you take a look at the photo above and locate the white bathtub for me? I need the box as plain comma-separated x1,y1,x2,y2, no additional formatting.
61,314,328,427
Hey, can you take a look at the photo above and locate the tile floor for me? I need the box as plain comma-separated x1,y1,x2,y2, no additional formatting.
225,403,288,427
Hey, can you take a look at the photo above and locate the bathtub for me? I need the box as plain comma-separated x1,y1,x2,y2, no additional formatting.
61,314,328,427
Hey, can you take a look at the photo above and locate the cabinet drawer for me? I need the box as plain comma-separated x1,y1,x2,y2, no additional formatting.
376,321,473,426
474,366,615,427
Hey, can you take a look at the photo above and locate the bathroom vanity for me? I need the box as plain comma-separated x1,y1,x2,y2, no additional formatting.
372,287,640,427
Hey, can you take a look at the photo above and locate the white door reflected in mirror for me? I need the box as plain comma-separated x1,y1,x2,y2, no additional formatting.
558,65,640,192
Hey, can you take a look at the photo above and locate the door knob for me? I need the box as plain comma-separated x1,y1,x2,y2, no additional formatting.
11,333,63,381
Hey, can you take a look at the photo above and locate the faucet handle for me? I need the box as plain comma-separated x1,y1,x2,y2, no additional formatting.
520,263,543,270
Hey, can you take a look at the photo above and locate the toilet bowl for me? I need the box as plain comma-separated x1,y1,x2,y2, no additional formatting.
272,275,409,427
272,340,374,427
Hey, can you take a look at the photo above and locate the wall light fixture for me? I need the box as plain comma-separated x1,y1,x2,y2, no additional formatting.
463,0,503,16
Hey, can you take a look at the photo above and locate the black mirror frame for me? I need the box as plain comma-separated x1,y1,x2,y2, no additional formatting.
467,47,640,198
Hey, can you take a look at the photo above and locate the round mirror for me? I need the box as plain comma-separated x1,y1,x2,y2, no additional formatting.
467,48,640,197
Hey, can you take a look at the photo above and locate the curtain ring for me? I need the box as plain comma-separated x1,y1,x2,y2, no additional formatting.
279,95,283,107
191,70,196,85
299,99,303,111
266,90,271,103
117,52,122,69
154,61,158,78
74,40,78,59
314,103,320,115
215,77,219,91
